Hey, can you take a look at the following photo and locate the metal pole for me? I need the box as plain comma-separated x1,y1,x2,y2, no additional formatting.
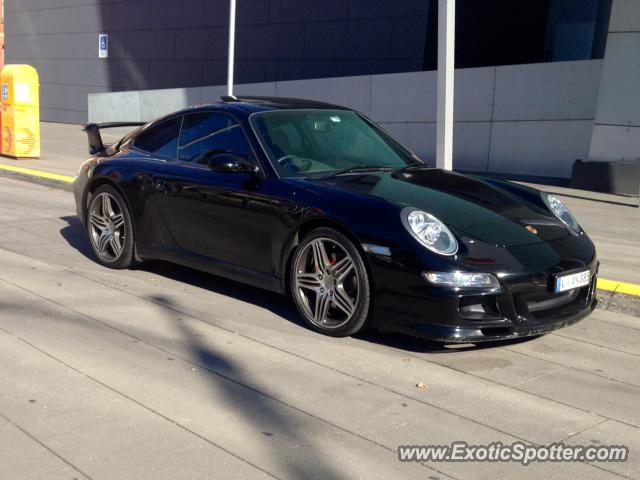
227,0,237,97
436,0,455,171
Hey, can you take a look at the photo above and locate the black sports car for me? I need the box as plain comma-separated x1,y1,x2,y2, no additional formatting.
74,96,598,342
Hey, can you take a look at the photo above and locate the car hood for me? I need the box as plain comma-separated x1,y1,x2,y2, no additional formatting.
287,168,569,247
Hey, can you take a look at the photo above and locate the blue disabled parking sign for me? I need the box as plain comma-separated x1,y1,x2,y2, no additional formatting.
99,34,109,58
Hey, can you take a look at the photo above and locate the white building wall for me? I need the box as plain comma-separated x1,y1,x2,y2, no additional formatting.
589,0,640,162
89,59,603,179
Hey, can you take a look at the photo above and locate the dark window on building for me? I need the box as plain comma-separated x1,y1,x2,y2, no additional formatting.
134,117,182,159
423,0,612,70
545,0,612,61
178,112,252,164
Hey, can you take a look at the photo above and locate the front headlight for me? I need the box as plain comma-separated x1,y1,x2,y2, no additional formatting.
401,208,458,255
542,193,581,232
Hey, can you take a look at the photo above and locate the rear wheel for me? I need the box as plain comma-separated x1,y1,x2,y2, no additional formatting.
291,228,371,337
87,184,135,269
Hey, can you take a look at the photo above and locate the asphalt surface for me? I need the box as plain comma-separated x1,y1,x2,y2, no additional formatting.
0,176,639,480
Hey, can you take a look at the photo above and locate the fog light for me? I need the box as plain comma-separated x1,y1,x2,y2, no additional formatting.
423,271,500,289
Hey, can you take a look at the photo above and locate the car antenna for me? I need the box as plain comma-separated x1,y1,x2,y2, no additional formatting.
221,95,239,102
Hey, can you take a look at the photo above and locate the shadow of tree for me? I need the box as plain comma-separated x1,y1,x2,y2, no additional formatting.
144,261,301,326
149,293,348,480
0,299,348,478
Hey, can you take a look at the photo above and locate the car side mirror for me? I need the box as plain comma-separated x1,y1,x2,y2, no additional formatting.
206,153,258,174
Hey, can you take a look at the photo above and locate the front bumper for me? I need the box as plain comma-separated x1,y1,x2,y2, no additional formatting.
367,237,598,343
378,294,596,343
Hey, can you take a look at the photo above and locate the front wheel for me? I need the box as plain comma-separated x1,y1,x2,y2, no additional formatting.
290,228,371,337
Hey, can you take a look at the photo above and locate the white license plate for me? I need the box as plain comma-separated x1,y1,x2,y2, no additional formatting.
554,270,591,293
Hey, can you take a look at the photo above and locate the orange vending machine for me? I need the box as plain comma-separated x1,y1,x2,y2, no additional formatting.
1,65,40,158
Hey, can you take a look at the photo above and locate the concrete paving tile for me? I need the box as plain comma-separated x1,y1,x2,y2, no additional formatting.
517,368,640,428
565,419,640,479
507,334,640,387
590,309,640,332
557,315,640,356
0,415,88,480
0,334,271,480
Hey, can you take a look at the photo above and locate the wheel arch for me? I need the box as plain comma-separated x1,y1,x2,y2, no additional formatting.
84,176,132,220
84,176,141,262
281,217,374,296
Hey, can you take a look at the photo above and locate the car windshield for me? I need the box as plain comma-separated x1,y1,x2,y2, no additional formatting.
250,109,423,178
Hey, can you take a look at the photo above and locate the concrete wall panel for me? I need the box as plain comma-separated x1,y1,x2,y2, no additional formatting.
590,125,640,162
88,91,141,124
379,122,436,161
608,0,640,32
591,35,640,127
232,82,278,97
588,0,640,165
371,71,437,123
454,67,495,122
276,76,372,115
380,122,491,172
493,60,602,121
490,121,594,178
139,88,202,122
451,123,493,172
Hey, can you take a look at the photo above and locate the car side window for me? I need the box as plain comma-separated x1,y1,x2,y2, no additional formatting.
178,112,253,165
134,117,181,159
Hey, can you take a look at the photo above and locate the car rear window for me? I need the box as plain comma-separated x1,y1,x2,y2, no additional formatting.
134,117,181,159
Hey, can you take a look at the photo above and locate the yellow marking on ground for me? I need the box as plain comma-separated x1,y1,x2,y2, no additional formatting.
598,278,640,297
0,162,74,183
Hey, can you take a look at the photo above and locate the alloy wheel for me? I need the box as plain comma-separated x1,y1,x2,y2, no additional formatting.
293,237,359,329
88,192,126,262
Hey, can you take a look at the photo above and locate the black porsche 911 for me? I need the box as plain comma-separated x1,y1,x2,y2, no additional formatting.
74,96,598,342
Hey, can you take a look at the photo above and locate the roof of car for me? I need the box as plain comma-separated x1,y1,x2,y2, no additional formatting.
144,96,353,126
199,96,353,115
223,95,347,109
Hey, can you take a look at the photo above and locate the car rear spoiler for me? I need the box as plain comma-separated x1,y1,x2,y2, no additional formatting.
82,122,146,156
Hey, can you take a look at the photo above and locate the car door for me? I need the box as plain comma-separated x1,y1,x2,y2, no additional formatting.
125,115,183,249
153,111,275,276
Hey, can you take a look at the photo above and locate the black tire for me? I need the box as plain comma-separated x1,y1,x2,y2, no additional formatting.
86,184,136,269
290,227,371,337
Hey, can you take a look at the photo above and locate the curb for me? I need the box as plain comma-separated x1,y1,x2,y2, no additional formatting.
596,278,640,297
0,163,74,191
596,289,640,317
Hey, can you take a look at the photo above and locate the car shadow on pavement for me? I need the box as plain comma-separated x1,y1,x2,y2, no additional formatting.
58,216,300,327
59,215,525,354
59,216,96,261
143,260,303,325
